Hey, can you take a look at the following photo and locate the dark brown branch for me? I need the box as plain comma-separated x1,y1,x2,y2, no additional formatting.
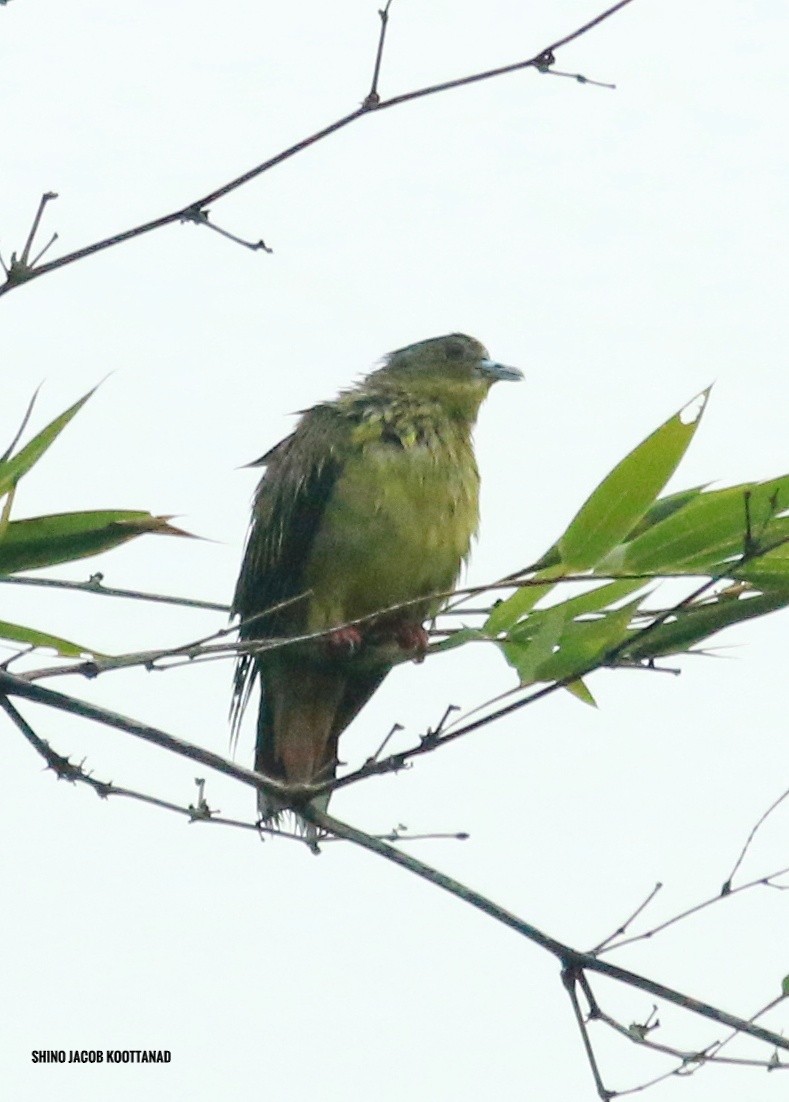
596,865,789,956
591,881,663,954
304,806,789,1051
364,0,394,108
0,665,296,805
0,0,634,297
0,571,228,611
563,966,613,1100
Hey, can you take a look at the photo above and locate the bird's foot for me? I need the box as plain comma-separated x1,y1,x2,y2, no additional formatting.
325,625,363,655
394,623,429,661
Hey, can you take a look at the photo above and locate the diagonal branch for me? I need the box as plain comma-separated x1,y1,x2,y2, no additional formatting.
0,665,295,806
304,805,789,1052
0,0,635,296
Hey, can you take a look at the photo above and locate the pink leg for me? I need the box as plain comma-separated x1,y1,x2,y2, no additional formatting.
394,623,429,659
325,625,363,654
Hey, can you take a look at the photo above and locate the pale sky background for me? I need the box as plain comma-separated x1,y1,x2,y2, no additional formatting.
1,2,788,1099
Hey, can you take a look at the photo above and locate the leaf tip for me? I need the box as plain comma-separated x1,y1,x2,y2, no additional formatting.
679,387,711,427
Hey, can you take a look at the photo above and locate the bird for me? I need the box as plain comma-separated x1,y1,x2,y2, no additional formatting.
231,333,522,832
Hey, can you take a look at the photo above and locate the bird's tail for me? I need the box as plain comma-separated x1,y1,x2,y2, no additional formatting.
255,664,345,842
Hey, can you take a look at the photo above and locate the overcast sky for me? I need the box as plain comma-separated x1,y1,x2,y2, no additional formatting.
2,2,788,1099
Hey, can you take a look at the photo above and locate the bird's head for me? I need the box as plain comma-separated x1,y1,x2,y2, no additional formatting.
371,333,522,418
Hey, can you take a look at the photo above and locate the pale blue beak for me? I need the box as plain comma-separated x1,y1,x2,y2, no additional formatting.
477,358,524,383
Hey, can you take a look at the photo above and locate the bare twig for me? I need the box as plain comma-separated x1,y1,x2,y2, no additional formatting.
591,882,663,954
0,665,296,805
0,192,59,283
180,206,272,253
597,866,789,955
1,385,43,464
0,0,634,296
367,721,404,764
0,571,229,611
723,783,789,892
364,0,394,108
563,966,613,1100
588,993,787,1092
305,805,789,1051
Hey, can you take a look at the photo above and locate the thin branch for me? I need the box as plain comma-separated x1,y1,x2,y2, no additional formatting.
0,0,634,296
590,995,787,1090
20,192,58,266
597,865,789,955
180,206,272,252
562,966,613,1100
0,572,228,611
0,565,728,620
1,695,468,850
591,882,663,954
1,385,43,463
0,665,297,805
723,783,789,891
305,806,789,1051
364,0,394,108
9,640,786,1056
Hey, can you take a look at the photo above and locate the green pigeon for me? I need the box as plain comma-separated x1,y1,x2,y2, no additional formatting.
232,333,522,827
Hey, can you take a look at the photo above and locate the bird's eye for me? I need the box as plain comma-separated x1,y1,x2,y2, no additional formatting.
445,341,464,360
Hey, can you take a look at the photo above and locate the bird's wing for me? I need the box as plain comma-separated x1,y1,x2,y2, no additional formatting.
231,405,346,737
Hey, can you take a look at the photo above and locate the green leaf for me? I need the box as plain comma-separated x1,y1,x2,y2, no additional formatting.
501,599,641,686
0,510,191,574
624,590,789,660
535,600,640,682
625,484,708,541
484,582,555,635
503,579,648,647
0,385,98,500
558,389,710,570
564,678,597,707
736,536,789,586
533,486,708,575
0,618,102,659
501,604,567,684
430,626,486,654
781,975,789,998
604,476,789,575
484,574,644,639
544,577,649,620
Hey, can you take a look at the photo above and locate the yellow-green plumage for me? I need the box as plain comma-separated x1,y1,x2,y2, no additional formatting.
232,333,521,825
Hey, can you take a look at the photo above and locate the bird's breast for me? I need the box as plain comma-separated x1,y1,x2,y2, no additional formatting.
304,438,479,629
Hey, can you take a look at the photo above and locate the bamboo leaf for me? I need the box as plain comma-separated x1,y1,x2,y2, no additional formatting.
735,538,789,586
430,627,486,654
0,385,98,499
0,618,102,659
0,510,192,574
504,579,648,646
558,389,710,570
533,486,708,575
604,476,789,574
484,581,555,635
535,600,640,682
624,590,789,660
564,678,597,707
544,577,649,620
625,484,708,540
501,605,566,685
